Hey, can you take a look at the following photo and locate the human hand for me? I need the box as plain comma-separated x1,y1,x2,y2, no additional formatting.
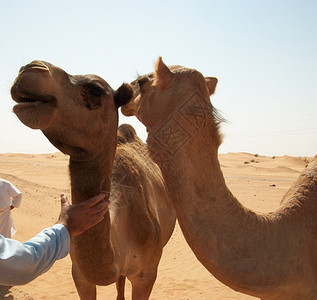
58,193,110,237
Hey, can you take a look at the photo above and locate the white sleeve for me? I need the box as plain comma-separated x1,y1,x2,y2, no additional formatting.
7,182,22,208
11,193,22,208
0,224,70,286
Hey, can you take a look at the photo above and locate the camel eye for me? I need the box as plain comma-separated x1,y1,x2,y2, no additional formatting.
82,82,105,97
137,77,149,92
90,84,104,97
81,82,106,109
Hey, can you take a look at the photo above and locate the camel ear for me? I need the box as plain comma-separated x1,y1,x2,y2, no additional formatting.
155,57,173,89
114,83,133,108
205,77,218,96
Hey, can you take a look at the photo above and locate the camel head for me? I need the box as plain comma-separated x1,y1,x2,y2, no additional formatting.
11,60,133,159
121,57,218,131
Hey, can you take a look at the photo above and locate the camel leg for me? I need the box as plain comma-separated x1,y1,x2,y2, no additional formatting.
116,275,126,300
72,264,97,300
130,269,157,300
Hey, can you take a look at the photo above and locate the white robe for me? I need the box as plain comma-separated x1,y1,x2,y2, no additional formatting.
0,179,22,238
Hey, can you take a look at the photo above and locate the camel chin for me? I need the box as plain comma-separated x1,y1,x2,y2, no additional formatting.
13,101,56,130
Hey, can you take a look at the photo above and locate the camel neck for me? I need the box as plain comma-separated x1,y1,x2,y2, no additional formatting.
69,146,117,284
147,120,278,296
69,154,112,203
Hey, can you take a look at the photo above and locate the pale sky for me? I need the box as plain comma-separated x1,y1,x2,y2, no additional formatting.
1,0,316,157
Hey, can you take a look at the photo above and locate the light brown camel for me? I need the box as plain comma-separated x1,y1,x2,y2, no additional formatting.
10,60,176,300
121,57,317,300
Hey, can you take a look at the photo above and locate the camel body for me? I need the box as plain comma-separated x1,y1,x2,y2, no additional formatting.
10,61,176,300
122,57,317,299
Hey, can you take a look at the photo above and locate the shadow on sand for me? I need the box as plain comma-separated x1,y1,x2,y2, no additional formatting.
0,285,13,300
0,286,34,300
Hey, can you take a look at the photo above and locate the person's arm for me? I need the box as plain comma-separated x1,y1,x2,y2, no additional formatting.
0,224,69,285
0,193,109,286
6,181,22,209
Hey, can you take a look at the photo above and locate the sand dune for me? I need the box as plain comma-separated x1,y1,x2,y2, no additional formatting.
0,152,310,299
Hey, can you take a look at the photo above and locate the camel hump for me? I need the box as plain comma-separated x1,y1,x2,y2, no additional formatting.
117,123,138,144
305,158,317,179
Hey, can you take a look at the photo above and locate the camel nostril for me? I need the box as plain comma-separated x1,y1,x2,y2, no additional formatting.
20,60,50,73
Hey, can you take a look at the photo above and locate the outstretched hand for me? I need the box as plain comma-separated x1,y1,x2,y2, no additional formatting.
58,193,110,237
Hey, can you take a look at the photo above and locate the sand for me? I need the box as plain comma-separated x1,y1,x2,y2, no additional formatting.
0,152,311,299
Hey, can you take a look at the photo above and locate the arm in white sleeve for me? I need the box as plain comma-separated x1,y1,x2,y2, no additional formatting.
0,224,70,286
7,182,22,208
11,193,22,208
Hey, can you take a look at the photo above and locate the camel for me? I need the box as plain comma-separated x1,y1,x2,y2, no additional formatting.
10,60,176,300
121,57,317,299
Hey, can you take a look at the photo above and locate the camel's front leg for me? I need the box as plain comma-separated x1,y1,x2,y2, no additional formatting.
72,263,96,300
116,275,126,300
130,268,157,300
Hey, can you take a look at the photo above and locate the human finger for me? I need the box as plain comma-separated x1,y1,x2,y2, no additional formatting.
91,202,110,218
82,193,106,208
86,213,107,228
60,194,69,207
88,200,109,214
87,201,109,219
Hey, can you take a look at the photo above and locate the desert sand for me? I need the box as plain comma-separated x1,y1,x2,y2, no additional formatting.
0,152,311,299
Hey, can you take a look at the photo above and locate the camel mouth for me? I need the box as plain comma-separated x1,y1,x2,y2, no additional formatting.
11,89,57,130
12,91,57,112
